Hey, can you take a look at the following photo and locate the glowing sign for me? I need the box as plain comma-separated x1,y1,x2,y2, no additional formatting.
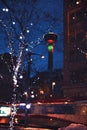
0,106,11,117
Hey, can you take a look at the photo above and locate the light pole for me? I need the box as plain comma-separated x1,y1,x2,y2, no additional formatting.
44,32,57,94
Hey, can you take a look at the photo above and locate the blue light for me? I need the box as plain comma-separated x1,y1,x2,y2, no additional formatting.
26,104,31,109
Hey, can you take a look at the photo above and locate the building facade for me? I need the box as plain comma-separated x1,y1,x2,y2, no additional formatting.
62,0,87,98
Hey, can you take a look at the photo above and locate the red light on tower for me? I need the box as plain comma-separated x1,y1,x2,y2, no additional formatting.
44,32,57,44
47,39,54,44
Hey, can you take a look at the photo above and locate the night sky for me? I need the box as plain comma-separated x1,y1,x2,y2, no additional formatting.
0,0,64,77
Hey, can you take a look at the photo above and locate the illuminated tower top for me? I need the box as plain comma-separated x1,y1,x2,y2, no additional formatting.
44,32,57,44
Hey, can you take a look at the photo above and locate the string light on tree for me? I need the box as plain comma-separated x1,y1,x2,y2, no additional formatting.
12,21,15,25
25,48,29,51
30,22,33,26
26,29,30,33
2,8,9,12
0,0,61,128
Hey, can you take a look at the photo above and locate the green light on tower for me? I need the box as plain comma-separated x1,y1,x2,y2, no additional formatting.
48,44,53,52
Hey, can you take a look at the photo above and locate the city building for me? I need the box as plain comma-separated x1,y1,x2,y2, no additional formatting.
62,0,87,98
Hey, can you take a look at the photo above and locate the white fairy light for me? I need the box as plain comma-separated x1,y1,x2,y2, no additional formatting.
14,79,17,85
19,75,23,79
30,22,33,26
30,58,32,61
30,41,33,44
26,29,29,33
24,91,28,95
2,8,5,11
31,91,34,94
6,8,9,12
25,48,28,51
41,55,45,58
16,85,19,87
12,22,15,25
19,36,23,39
9,52,12,54
37,77,40,79
31,94,35,98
